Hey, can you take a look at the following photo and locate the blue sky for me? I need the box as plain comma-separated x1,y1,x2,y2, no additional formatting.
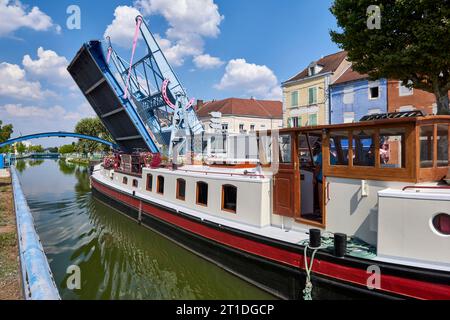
0,0,340,147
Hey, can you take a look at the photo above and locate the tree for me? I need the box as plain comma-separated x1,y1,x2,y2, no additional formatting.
330,0,450,114
28,145,44,153
59,144,75,154
74,117,113,155
47,147,59,153
0,120,13,153
16,142,26,155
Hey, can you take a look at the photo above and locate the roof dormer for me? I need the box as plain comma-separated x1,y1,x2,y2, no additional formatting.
308,62,323,77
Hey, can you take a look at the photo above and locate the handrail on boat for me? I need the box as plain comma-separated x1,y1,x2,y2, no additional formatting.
177,168,266,179
402,185,450,191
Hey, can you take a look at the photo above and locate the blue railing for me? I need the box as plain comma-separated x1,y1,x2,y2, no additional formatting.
11,167,60,300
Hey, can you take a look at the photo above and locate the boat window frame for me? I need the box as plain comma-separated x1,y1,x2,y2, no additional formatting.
222,184,237,214
196,181,208,207
157,175,164,195
418,122,450,182
132,179,138,188
122,176,128,185
146,174,153,191
176,178,186,201
323,123,415,182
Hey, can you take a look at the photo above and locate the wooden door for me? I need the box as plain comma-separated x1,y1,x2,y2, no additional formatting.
273,132,300,217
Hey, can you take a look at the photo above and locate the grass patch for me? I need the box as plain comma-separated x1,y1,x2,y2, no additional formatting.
0,232,16,250
0,232,18,280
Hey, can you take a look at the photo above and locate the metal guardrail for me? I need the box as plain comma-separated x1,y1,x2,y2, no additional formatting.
10,167,60,300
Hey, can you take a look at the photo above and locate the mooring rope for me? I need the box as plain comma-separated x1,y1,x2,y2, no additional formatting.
302,244,321,300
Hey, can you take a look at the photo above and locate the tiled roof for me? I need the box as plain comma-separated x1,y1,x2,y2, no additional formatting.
284,51,348,84
333,65,368,85
196,98,282,119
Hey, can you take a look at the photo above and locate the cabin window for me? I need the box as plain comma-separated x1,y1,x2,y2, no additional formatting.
157,176,164,194
132,179,138,188
146,174,153,191
279,134,292,163
437,125,449,167
176,178,186,201
122,176,128,184
329,131,349,165
420,126,434,168
379,128,405,168
222,185,237,213
196,182,208,206
298,134,319,166
352,130,375,167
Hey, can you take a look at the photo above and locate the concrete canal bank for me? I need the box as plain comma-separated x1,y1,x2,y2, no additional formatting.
0,168,21,300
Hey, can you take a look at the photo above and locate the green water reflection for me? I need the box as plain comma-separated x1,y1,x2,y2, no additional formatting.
17,159,275,300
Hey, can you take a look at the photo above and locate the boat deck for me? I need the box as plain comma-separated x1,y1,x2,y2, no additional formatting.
94,170,308,245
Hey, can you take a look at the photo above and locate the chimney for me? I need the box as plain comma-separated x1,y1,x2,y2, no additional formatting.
196,99,204,111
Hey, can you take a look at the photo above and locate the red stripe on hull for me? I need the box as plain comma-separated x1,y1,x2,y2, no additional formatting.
91,177,450,300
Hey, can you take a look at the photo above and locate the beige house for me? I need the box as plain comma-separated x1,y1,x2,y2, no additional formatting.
196,98,283,134
282,51,350,126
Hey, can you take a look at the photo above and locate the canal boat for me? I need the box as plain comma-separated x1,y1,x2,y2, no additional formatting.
89,114,450,300
67,16,450,300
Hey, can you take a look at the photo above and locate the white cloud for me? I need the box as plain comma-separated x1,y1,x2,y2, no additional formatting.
215,59,282,100
0,0,60,37
1,103,86,121
135,0,223,39
135,0,223,66
153,33,201,66
0,62,53,100
22,47,75,89
105,1,224,67
104,6,142,48
193,54,224,69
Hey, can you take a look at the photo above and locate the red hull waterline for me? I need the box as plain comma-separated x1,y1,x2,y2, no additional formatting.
91,177,450,300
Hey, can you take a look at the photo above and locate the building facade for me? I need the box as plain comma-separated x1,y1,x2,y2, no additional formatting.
387,80,440,115
330,66,388,124
282,51,350,127
196,98,283,134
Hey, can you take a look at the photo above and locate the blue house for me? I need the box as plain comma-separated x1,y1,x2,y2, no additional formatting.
330,66,387,124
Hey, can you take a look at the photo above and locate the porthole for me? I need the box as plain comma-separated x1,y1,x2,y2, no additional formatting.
432,213,450,236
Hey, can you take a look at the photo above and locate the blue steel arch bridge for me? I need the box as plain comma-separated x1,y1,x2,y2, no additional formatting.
0,131,118,149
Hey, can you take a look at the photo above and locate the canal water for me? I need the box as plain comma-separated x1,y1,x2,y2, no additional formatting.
16,159,274,300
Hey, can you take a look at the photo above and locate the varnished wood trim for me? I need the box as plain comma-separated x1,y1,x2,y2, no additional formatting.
146,174,153,192
176,178,186,201
157,175,164,195
196,181,208,207
221,184,237,214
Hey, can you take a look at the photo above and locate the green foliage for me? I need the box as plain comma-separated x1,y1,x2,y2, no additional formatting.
15,142,26,154
0,120,13,153
47,147,59,153
330,0,450,113
58,144,75,154
74,117,113,155
28,145,44,153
